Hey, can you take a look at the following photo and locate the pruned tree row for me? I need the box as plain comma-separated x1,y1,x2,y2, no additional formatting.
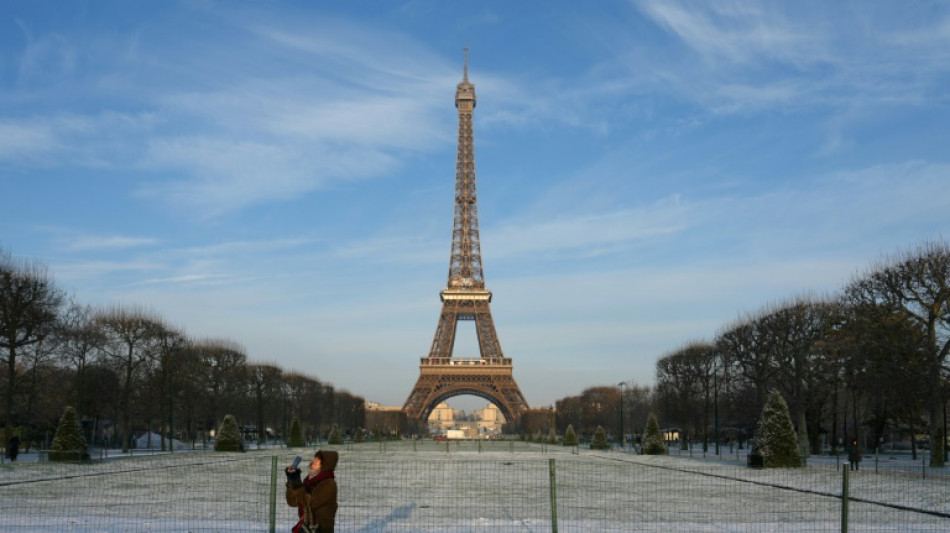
653,240,950,466
0,248,364,452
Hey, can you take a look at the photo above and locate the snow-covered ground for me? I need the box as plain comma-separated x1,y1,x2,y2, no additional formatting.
1,442,948,532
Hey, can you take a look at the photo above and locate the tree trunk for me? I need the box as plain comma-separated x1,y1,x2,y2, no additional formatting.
4,344,16,426
930,391,945,466
798,411,810,459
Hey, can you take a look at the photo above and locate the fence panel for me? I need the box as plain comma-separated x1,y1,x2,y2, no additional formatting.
1,446,948,532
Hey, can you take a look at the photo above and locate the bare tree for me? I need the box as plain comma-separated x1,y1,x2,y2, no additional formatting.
577,386,619,440
21,331,62,429
93,306,166,452
835,301,931,458
247,363,282,443
621,383,654,445
716,317,775,421
845,240,950,466
192,338,247,434
656,342,716,448
57,300,104,433
759,297,842,456
283,372,320,440
0,252,64,427
152,326,186,451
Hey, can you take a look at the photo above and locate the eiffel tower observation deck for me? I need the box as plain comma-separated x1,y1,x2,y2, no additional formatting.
403,50,529,425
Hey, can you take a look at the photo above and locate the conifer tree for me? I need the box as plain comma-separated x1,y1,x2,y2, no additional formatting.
353,428,364,443
287,417,305,447
328,424,343,445
642,412,667,455
50,406,88,461
751,389,801,468
547,427,558,445
591,425,609,450
214,414,243,452
563,424,578,446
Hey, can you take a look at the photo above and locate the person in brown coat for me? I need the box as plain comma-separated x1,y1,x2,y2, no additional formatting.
286,450,338,533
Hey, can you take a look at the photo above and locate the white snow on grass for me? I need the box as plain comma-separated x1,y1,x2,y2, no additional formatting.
1,442,948,532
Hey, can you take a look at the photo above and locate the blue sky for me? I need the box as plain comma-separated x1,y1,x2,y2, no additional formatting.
2,1,948,412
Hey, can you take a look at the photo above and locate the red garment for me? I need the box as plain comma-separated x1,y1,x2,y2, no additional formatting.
306,469,335,488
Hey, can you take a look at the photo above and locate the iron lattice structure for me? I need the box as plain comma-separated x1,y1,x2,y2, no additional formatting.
403,51,529,424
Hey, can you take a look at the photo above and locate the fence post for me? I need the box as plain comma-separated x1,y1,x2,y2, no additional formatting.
840,467,849,533
269,456,278,533
549,458,558,533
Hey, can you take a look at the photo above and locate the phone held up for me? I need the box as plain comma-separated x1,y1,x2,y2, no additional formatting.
291,455,302,471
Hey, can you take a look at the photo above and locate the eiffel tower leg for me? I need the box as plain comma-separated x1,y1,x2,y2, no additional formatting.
428,309,459,359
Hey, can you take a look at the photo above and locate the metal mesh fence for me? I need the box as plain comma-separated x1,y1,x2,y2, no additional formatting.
1,443,948,532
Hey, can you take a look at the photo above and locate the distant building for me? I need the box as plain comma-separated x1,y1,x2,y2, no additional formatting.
364,402,407,437
474,403,505,434
427,402,505,436
362,401,506,437
428,402,457,433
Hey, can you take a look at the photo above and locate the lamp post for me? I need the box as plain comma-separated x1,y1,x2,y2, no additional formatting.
618,381,627,450
714,371,719,456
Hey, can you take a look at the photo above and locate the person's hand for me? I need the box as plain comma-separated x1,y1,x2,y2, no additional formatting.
285,467,302,487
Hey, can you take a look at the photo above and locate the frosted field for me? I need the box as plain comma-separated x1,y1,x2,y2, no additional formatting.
1,442,948,532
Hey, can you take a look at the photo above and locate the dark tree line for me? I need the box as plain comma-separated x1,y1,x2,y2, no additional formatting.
654,240,950,466
554,383,653,444
546,240,948,463
0,249,364,451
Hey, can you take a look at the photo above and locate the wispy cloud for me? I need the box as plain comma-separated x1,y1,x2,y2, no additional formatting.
51,259,164,282
13,17,79,89
488,205,688,261
0,112,158,167
3,8,461,217
129,273,256,288
634,1,824,68
176,237,318,257
625,0,950,114
66,234,158,251
0,120,58,161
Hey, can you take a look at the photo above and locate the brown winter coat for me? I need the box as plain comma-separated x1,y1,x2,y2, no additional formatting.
286,450,339,532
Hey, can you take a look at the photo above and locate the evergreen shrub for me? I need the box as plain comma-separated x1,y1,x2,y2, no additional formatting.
50,406,89,461
287,417,305,447
591,425,609,450
751,389,801,468
214,414,243,452
642,413,667,455
328,424,343,445
563,425,578,447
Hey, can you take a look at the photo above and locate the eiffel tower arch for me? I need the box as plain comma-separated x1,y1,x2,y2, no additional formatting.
403,50,529,427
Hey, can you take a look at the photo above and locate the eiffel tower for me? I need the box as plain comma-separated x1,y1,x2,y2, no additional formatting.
403,50,529,426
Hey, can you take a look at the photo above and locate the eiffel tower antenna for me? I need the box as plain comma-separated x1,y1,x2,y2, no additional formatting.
463,46,469,82
403,51,529,427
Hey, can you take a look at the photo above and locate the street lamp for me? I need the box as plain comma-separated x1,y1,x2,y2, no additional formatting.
618,381,627,450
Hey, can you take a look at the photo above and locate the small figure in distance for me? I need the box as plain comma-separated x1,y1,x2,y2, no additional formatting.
848,438,861,471
5,434,20,462
286,450,339,532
